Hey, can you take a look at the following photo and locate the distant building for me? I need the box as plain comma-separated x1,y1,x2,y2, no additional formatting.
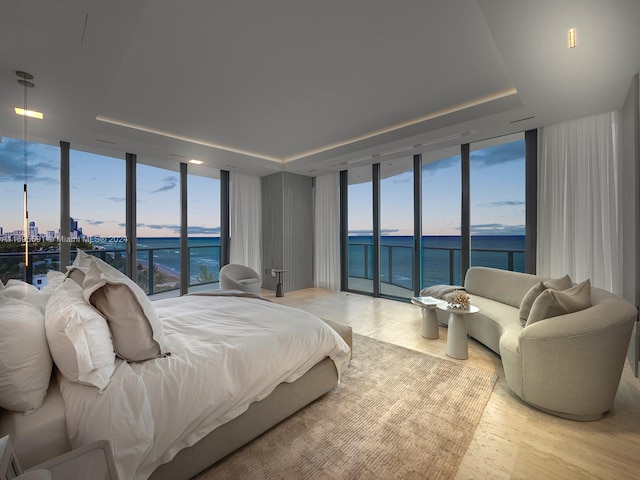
28,221,38,239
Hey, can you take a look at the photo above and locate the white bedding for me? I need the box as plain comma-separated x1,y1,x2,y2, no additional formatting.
58,295,351,480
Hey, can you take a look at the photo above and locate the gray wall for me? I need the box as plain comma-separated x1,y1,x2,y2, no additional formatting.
261,172,314,293
622,73,639,377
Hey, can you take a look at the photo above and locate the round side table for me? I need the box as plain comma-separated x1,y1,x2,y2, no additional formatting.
411,296,446,339
436,303,479,360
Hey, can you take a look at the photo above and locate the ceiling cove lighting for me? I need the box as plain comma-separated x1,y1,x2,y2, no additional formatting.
188,159,204,165
568,28,577,48
14,107,43,119
285,89,516,163
96,115,281,163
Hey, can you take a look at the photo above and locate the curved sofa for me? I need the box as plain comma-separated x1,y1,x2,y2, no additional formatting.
434,267,637,421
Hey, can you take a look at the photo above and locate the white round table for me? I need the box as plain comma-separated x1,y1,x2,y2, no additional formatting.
411,296,446,339
436,303,479,360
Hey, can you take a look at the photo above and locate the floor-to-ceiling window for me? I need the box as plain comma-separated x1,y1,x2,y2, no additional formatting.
0,137,60,287
380,157,414,298
136,163,181,294
470,135,526,272
421,148,462,287
70,149,126,271
342,132,531,299
347,165,374,293
187,172,221,291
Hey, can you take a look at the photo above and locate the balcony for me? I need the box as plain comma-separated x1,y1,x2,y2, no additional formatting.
348,239,525,298
0,244,221,295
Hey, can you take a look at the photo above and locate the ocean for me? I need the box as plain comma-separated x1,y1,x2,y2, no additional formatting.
348,235,525,289
93,235,525,290
94,237,221,283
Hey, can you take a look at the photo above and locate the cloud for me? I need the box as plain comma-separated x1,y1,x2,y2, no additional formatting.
477,200,525,208
133,223,220,235
470,141,524,167
150,176,178,193
143,223,180,232
72,218,105,226
108,196,126,202
422,155,459,176
349,228,399,236
468,223,525,235
0,138,59,184
188,226,221,235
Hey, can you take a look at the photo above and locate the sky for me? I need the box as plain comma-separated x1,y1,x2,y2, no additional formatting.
0,137,221,238
1,136,523,239
348,138,525,236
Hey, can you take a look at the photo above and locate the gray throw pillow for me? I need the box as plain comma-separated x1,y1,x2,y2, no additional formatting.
525,279,591,327
519,275,572,326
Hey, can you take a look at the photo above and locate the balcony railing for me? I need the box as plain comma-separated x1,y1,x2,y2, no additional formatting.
348,241,525,293
0,245,220,295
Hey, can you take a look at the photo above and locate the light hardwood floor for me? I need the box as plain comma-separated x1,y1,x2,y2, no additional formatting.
266,287,640,480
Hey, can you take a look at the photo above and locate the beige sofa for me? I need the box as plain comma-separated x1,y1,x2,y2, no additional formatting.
433,267,637,421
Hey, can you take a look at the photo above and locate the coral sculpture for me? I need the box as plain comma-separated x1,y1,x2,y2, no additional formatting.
447,290,471,309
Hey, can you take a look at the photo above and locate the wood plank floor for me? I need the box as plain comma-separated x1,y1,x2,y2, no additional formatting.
266,287,640,480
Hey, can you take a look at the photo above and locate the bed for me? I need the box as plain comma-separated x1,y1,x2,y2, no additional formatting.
0,253,352,480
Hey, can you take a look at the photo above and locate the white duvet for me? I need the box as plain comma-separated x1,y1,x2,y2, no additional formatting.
59,295,351,480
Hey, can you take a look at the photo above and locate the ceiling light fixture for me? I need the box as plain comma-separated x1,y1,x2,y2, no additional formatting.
14,107,43,119
568,28,577,48
16,70,34,270
188,159,204,165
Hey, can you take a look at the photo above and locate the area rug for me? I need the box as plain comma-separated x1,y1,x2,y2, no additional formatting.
197,333,498,480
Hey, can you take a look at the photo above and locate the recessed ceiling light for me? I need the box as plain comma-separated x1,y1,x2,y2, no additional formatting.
14,107,43,119
188,159,204,165
568,28,577,48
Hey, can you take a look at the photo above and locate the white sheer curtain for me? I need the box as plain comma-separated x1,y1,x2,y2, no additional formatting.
314,172,341,291
537,111,623,294
230,172,262,275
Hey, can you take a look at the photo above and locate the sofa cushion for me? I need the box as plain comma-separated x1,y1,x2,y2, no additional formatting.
519,275,573,326
526,279,591,326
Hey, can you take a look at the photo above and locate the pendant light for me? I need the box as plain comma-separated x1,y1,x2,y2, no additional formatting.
16,71,34,269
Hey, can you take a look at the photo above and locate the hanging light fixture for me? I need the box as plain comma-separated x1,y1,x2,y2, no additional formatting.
16,70,35,269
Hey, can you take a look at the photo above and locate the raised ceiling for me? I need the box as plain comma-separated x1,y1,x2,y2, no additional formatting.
1,0,638,177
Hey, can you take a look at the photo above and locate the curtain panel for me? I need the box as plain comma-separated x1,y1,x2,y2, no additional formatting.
230,172,262,275
538,111,623,294
314,172,341,291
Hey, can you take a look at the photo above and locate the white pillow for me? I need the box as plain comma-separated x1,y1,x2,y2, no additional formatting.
72,249,95,270
0,279,49,314
64,249,94,286
0,297,52,413
45,279,116,391
81,256,169,362
41,270,66,295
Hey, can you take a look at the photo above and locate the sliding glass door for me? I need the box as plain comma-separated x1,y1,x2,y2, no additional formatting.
421,149,462,287
470,135,525,272
347,165,374,293
380,157,414,298
187,172,221,291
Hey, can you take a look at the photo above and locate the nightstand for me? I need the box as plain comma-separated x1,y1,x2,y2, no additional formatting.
29,441,118,480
